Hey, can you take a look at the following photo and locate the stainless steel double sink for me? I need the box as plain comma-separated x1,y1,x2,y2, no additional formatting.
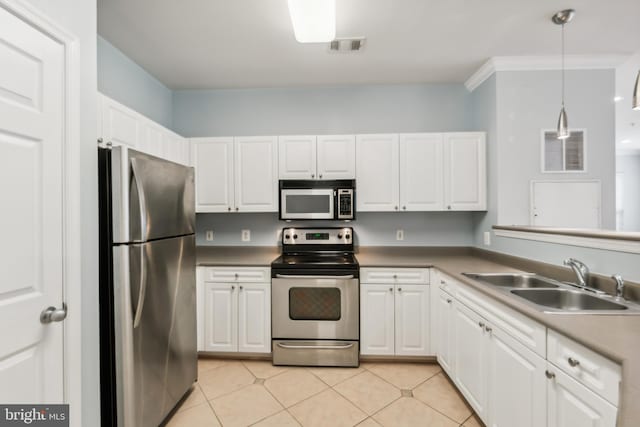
462,273,640,315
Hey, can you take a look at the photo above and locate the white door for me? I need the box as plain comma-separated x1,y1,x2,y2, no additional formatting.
191,137,234,212
238,282,271,353
356,134,400,212
360,284,395,355
488,325,546,427
435,288,455,375
454,301,488,420
547,366,617,427
444,133,486,211
278,135,316,179
203,283,238,352
0,7,65,403
235,136,278,212
317,135,356,179
100,94,141,149
400,133,444,211
394,285,430,356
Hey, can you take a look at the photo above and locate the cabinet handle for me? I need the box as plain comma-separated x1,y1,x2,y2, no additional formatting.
568,357,580,367
478,321,485,328
545,370,556,380
446,299,452,303
485,325,492,333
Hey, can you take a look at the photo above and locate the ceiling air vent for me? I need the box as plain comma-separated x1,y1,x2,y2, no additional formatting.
328,37,366,53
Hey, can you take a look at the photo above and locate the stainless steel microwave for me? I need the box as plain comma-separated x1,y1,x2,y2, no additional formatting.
279,180,355,220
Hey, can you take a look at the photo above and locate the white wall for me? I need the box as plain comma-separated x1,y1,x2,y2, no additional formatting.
21,0,99,425
98,35,174,129
616,154,640,231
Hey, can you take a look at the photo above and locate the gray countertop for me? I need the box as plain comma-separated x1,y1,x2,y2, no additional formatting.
197,245,640,426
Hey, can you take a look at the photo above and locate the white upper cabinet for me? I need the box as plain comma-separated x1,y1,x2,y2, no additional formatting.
278,135,317,179
444,132,486,210
191,137,235,212
98,93,190,165
399,133,444,211
279,134,355,180
316,135,356,179
356,134,400,211
234,136,279,212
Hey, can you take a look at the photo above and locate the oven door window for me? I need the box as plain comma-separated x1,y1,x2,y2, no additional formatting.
289,287,341,321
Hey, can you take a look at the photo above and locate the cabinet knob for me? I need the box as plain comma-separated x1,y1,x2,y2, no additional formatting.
389,287,393,292
478,321,485,328
235,207,239,211
402,206,406,210
239,285,243,290
234,273,239,279
231,285,235,290
446,299,452,303
319,174,323,179
545,370,556,380
311,174,315,178
484,325,492,333
393,274,397,279
228,207,231,211
447,205,452,210
398,287,402,292
568,357,580,367
97,137,104,143
395,206,398,210
440,280,445,285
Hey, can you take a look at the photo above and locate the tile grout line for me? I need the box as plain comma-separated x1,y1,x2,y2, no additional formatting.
408,371,474,425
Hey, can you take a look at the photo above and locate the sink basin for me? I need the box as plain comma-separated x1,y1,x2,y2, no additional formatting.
511,289,628,312
463,273,559,289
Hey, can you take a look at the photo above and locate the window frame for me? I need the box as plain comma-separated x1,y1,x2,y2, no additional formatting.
540,128,588,174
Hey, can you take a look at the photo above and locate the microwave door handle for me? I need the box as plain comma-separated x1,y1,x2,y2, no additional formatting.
275,274,354,280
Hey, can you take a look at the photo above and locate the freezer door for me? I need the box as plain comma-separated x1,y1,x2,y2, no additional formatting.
113,235,197,427
111,146,195,243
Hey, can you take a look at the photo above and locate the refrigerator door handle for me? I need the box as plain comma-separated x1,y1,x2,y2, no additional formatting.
130,158,148,240
132,245,147,328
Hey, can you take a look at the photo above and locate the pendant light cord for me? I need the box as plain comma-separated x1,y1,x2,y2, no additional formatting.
561,23,565,108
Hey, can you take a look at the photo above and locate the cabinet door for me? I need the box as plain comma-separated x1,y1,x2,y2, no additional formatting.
394,284,430,356
141,122,164,158
238,283,271,353
100,95,141,149
356,134,400,212
203,282,238,352
317,135,356,179
454,301,488,420
487,325,546,427
436,288,455,375
191,138,234,212
278,135,316,179
235,136,278,212
360,284,395,355
443,132,486,211
399,133,444,211
548,366,617,427
196,269,205,352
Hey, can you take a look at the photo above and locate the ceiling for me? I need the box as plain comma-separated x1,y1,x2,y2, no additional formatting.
97,0,640,90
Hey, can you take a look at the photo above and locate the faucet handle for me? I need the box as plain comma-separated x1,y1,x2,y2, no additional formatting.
612,275,625,298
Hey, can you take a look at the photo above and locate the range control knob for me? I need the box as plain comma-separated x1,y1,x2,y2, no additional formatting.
293,234,298,239
345,234,351,239
284,234,290,239
338,233,343,238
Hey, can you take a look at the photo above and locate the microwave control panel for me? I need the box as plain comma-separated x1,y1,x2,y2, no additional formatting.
337,189,354,219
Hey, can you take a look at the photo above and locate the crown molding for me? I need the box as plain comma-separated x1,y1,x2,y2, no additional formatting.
465,54,629,92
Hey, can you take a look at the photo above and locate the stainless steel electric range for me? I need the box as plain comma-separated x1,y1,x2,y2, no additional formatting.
271,227,359,367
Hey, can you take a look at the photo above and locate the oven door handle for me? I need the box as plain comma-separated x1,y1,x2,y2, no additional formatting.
276,342,355,350
275,274,355,280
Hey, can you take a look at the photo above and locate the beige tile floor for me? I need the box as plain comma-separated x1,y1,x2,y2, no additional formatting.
164,357,485,427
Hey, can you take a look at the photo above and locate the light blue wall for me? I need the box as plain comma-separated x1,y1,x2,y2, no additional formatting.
196,212,476,247
172,84,473,137
616,154,640,231
97,36,174,129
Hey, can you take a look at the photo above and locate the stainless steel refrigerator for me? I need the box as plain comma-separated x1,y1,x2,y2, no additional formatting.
99,146,197,427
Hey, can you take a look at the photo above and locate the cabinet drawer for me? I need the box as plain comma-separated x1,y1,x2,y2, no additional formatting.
455,281,546,358
547,330,621,406
204,267,270,283
437,272,458,295
360,268,430,284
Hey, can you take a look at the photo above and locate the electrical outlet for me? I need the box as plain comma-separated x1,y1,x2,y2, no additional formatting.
396,229,404,241
241,229,251,242
484,231,491,246
205,230,214,241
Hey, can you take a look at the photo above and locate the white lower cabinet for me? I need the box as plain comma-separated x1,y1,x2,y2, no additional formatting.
437,270,619,427
547,366,617,427
197,267,271,353
360,268,430,356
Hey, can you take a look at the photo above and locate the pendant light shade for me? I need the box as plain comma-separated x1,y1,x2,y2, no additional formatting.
633,70,640,111
557,107,570,139
552,9,574,140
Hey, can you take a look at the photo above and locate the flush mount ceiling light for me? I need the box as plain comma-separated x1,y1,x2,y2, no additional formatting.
287,0,336,43
552,9,575,140
633,70,640,110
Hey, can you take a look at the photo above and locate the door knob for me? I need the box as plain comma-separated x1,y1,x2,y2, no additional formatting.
40,303,67,324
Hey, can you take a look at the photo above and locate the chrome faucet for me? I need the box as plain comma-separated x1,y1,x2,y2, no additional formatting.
563,258,590,289
612,275,625,300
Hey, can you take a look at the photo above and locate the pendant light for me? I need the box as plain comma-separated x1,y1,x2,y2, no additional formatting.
552,9,575,140
633,70,640,110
